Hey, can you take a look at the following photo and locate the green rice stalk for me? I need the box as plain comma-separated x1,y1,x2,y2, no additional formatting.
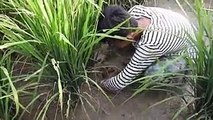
0,0,105,105
182,0,213,118
0,66,20,119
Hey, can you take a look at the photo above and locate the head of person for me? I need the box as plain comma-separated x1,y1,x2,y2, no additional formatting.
98,5,139,48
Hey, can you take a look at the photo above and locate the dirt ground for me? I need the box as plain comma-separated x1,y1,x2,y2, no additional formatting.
73,1,200,120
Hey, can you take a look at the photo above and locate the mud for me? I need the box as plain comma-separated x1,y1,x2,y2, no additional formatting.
73,85,187,120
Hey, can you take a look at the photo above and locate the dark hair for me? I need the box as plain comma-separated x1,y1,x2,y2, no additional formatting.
98,5,138,37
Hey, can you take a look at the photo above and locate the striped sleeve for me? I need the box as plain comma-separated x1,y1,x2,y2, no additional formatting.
105,44,164,90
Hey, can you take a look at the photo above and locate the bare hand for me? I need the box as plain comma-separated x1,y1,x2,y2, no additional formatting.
100,78,120,94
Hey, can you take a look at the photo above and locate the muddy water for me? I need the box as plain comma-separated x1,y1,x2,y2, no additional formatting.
74,86,185,120
73,0,197,120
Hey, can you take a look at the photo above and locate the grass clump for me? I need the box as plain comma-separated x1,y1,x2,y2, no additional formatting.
0,50,17,120
0,0,103,102
188,0,213,119
0,50,42,120
0,0,106,119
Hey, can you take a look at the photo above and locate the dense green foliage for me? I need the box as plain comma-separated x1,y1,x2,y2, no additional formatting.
0,0,104,104
0,51,15,120
190,0,213,118
0,0,105,119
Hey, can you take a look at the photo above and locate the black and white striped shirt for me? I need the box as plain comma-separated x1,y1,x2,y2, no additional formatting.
105,5,196,90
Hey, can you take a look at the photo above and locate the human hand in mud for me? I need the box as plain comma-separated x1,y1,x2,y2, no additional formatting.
100,78,120,94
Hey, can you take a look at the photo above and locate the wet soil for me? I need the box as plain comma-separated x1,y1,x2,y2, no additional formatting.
74,85,186,120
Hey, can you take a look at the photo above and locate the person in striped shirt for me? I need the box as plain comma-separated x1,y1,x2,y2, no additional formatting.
98,5,195,92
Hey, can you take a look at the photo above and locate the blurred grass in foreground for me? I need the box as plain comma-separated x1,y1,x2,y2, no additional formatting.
188,0,213,119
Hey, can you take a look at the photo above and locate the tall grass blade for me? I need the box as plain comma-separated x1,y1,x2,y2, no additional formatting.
0,66,19,119
0,40,40,50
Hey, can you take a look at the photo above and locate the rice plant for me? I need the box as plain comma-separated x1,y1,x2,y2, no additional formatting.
0,0,107,119
1,0,102,97
0,35,19,120
0,51,16,120
187,0,213,119
0,42,50,120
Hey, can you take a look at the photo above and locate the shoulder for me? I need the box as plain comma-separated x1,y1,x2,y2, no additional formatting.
128,5,147,13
